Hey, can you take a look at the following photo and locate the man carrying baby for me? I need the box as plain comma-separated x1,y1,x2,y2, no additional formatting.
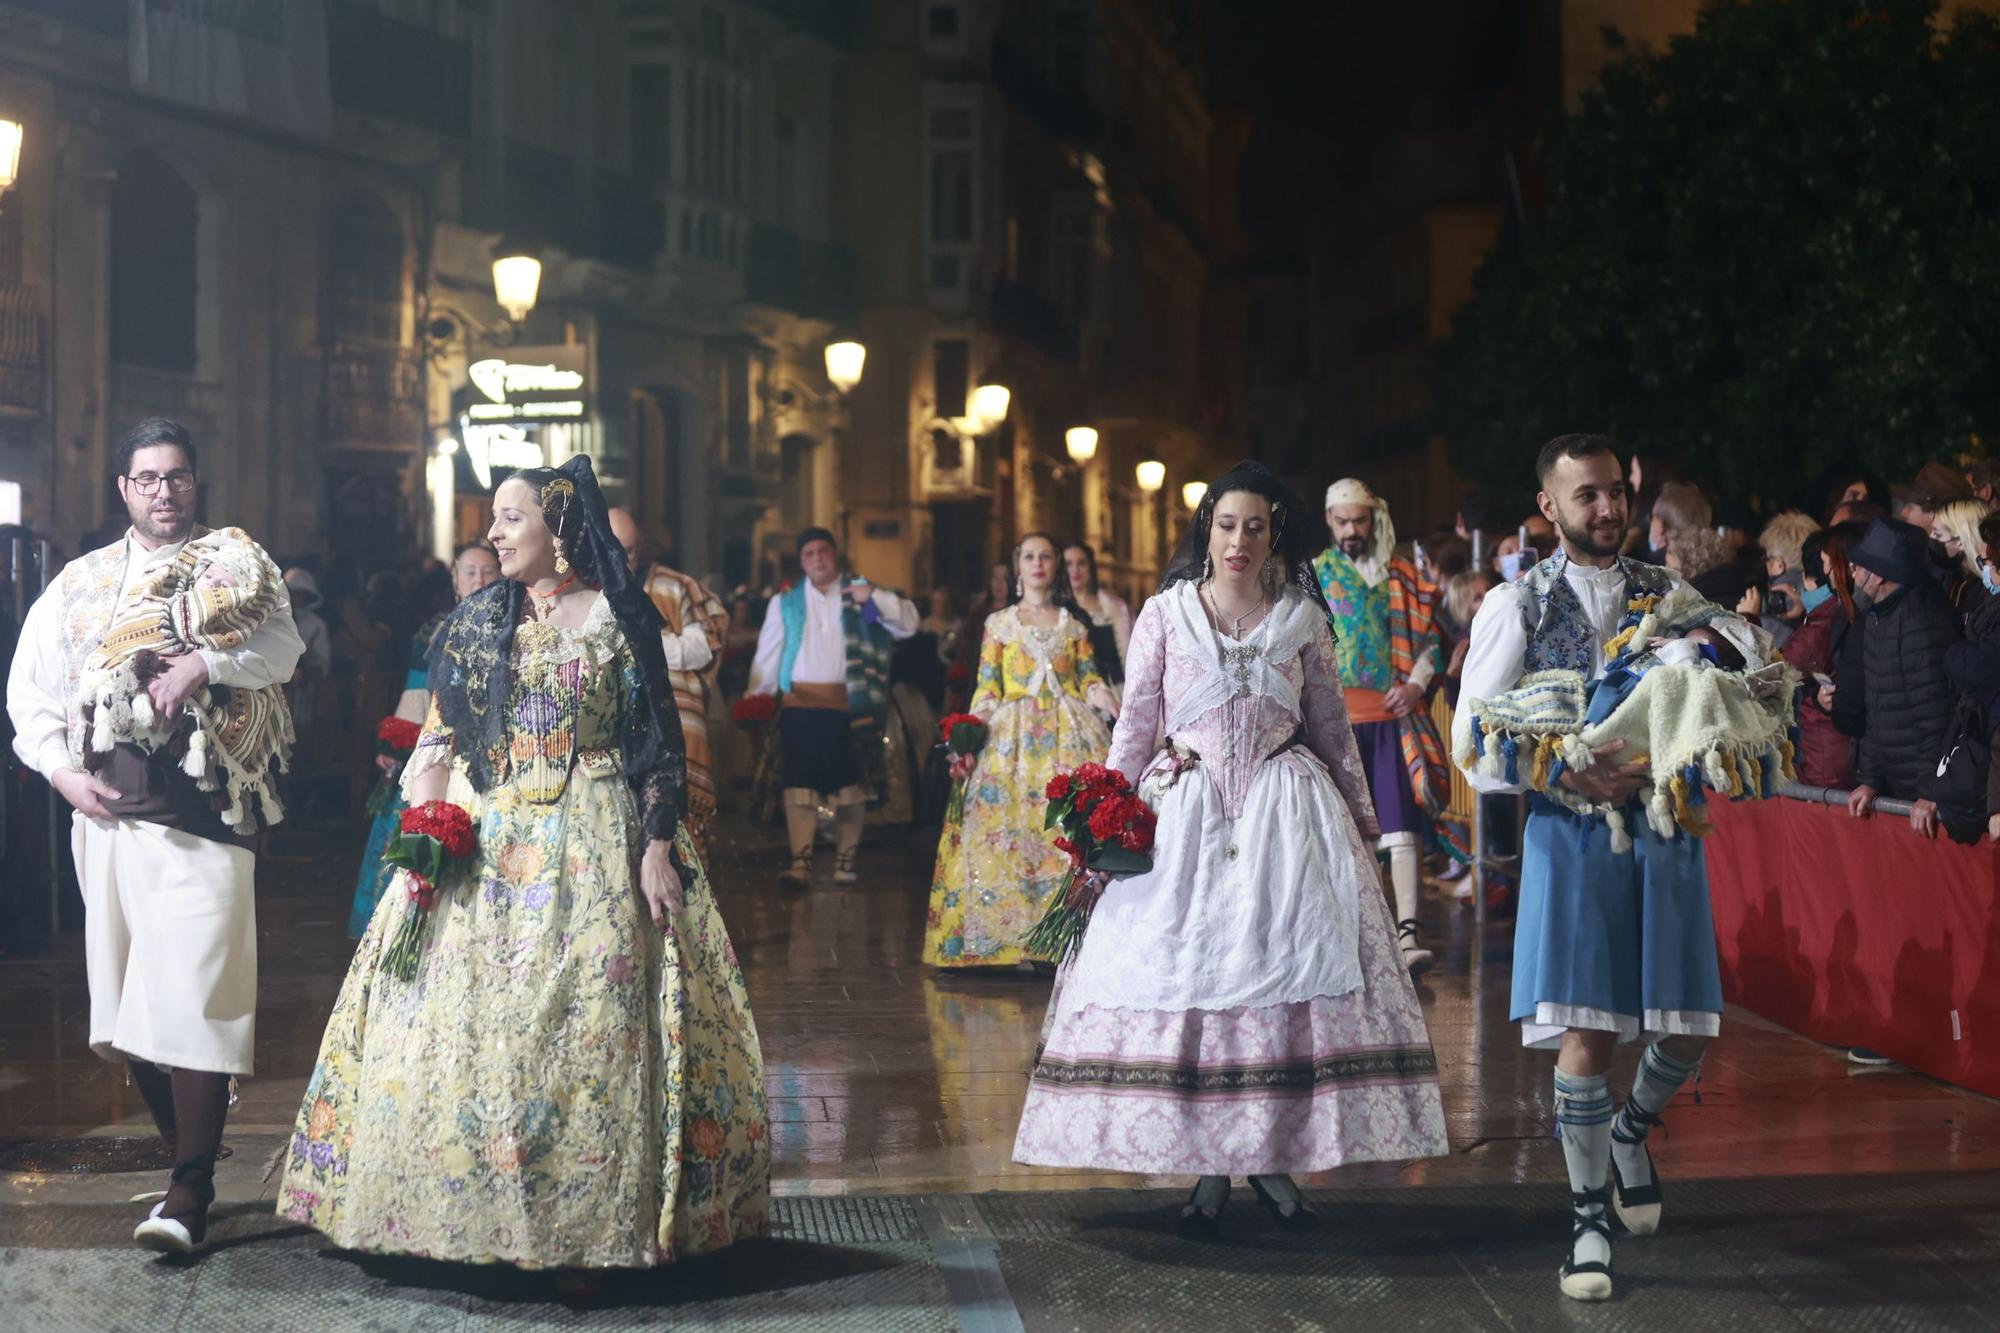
1453,434,1765,1303
6,416,303,1255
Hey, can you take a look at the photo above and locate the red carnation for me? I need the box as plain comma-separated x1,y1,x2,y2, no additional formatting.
1074,762,1110,787
400,800,475,859
1087,798,1126,841
733,694,777,724
376,716,422,753
1045,773,1073,801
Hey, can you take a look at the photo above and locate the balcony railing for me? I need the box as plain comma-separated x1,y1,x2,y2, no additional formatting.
110,364,222,429
744,224,859,324
990,277,1079,362
328,1,471,138
0,282,45,416
323,342,424,449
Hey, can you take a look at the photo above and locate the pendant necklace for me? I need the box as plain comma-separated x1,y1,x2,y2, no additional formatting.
529,572,579,621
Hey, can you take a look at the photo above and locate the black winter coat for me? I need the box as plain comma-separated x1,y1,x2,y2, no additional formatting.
1856,577,1963,800
1944,593,2000,819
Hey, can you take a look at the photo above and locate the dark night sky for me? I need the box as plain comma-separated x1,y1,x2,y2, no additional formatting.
1207,2,1539,254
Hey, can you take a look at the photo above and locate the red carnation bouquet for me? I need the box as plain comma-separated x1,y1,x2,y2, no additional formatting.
380,799,477,981
733,693,778,725
1023,763,1156,963
365,716,424,816
938,712,989,821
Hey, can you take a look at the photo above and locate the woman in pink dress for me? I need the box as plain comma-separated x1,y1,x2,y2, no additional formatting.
1013,461,1447,1235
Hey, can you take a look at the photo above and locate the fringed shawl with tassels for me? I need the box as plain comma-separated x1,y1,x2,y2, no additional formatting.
1456,583,1798,853
74,527,297,834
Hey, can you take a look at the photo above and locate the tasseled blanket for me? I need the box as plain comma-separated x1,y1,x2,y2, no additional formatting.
75,527,296,834
1455,585,1800,853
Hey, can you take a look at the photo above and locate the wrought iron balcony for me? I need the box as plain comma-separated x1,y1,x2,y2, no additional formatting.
0,282,44,417
323,342,425,450
744,223,858,324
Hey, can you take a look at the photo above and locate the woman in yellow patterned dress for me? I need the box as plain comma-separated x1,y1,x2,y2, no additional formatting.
925,533,1119,967
278,457,768,1271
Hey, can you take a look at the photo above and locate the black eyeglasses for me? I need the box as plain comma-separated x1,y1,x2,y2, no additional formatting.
126,471,197,496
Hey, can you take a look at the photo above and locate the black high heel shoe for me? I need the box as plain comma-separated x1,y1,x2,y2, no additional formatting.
1179,1175,1229,1238
1248,1174,1318,1231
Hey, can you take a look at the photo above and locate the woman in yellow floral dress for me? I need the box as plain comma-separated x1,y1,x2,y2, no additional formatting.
925,532,1119,967
279,457,768,1271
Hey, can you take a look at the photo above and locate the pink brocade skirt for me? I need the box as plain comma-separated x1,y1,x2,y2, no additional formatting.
1012,881,1448,1175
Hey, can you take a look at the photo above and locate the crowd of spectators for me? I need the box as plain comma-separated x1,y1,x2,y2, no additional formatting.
1429,458,2000,849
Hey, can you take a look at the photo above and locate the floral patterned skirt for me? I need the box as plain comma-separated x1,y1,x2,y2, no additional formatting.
923,693,1111,966
279,767,769,1268
1014,866,1448,1175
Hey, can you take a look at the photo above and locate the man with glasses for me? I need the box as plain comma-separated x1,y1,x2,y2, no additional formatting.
6,416,303,1255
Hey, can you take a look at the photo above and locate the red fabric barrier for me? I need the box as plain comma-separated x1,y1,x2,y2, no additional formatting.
1704,798,2000,1099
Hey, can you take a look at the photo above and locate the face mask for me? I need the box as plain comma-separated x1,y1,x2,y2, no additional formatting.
1984,566,2000,597
1801,582,1833,613
1497,551,1528,581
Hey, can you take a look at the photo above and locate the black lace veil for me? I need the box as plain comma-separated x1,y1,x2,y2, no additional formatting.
427,455,687,841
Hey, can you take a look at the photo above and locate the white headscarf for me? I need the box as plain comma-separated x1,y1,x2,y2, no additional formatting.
1324,478,1396,570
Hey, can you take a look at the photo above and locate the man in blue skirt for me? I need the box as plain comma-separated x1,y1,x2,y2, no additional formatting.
1453,435,1766,1302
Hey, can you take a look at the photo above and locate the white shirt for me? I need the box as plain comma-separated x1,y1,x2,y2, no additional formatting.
661,623,714,674
747,579,919,694
7,530,306,781
1451,557,1762,795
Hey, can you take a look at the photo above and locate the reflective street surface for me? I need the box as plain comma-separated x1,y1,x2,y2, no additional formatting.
4,807,1998,1329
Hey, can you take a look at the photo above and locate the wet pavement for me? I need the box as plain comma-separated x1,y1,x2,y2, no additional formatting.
3,803,1998,1327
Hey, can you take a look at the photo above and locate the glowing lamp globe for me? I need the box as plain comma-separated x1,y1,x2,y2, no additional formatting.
1135,460,1166,493
1065,426,1099,464
971,383,1012,432
491,246,543,323
0,119,21,197
825,341,866,395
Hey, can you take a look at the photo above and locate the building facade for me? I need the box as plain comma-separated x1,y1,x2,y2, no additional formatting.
839,0,1240,603
1,0,1241,604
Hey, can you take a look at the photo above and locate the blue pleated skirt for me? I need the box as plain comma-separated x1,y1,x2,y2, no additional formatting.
1510,797,1724,1048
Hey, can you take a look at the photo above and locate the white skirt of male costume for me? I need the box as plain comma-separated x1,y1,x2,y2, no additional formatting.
73,813,258,1074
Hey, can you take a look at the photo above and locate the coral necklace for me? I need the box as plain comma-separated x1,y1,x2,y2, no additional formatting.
528,572,579,620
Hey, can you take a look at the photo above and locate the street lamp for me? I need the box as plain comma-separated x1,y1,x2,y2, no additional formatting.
1135,459,1166,493
971,383,1011,433
1182,480,1207,511
0,119,23,200
1064,426,1099,464
491,238,543,323
825,341,866,395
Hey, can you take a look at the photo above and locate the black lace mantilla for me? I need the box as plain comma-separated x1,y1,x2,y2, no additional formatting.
427,457,687,842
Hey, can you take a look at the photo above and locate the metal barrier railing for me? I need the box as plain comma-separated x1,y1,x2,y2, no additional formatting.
1778,781,1917,819
1467,782,1925,919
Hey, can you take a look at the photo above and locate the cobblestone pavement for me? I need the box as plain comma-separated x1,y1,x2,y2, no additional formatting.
3,803,1998,1328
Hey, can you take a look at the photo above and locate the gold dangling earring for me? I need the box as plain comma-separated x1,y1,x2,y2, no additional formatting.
555,549,571,576
1202,553,1213,582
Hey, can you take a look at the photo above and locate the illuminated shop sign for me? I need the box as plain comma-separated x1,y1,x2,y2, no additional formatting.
466,345,589,422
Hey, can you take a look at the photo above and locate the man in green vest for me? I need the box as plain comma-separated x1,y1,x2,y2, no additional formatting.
746,527,919,887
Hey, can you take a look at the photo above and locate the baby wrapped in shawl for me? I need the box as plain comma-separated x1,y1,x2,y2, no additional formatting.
1457,583,1798,852
75,527,297,834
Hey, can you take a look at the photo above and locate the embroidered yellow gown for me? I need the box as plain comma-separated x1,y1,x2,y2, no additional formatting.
924,606,1113,966
278,595,768,1268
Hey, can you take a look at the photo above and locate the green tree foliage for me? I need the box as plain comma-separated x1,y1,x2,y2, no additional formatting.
1434,0,2000,508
